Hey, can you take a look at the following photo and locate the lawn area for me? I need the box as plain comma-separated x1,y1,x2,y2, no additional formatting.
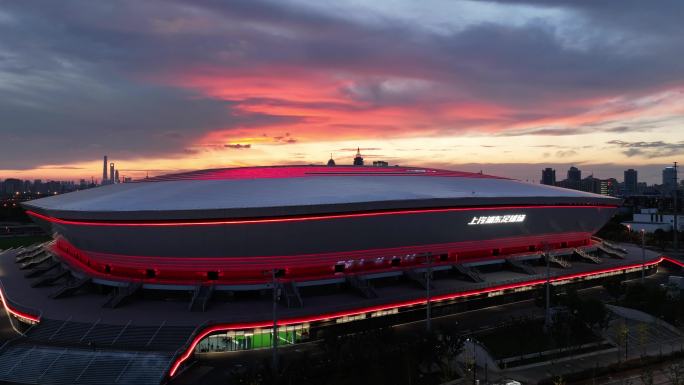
475,317,601,359
0,235,51,250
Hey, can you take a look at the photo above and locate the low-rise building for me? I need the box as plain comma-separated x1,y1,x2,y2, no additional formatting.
622,208,684,233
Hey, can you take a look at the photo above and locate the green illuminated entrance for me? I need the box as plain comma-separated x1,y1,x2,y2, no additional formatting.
195,324,310,352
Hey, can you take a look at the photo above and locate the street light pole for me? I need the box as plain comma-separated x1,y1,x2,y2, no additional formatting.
544,243,551,330
674,161,679,252
426,252,432,333
272,269,279,378
265,268,280,379
641,229,646,282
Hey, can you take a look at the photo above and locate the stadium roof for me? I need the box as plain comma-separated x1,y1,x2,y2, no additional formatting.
23,165,620,221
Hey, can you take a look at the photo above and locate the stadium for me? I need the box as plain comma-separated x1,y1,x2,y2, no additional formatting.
0,165,681,384
22,165,618,284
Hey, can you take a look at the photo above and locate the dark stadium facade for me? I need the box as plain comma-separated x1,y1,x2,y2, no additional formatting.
22,165,618,284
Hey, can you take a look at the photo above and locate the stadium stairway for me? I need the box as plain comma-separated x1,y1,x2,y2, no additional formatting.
280,281,303,308
49,276,91,299
573,248,602,264
597,244,627,259
188,284,214,312
346,275,378,298
103,281,142,309
452,263,484,282
404,269,435,289
506,258,537,275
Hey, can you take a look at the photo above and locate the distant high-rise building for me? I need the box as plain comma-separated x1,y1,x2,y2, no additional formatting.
605,178,618,197
624,169,638,195
541,168,556,185
663,166,677,193
567,166,581,182
33,179,44,194
3,178,22,194
103,155,108,185
327,154,336,167
353,147,364,166
115,170,120,184
110,163,115,184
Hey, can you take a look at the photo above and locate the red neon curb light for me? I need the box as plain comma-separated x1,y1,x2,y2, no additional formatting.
168,256,663,377
662,256,684,267
0,286,40,324
26,204,617,228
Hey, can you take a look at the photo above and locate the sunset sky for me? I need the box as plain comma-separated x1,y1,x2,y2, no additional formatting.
1,0,682,183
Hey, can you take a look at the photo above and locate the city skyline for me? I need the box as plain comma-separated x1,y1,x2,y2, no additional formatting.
0,150,681,185
1,158,680,188
1,1,683,182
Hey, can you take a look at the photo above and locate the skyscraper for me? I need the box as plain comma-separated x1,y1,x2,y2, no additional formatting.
353,147,364,166
567,166,581,182
103,155,108,185
663,166,677,193
541,168,556,185
624,169,638,195
110,163,115,184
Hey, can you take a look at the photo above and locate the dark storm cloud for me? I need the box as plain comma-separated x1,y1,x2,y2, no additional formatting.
482,0,684,36
498,118,663,137
0,0,683,169
606,140,684,159
0,78,299,168
0,1,309,168
224,144,252,149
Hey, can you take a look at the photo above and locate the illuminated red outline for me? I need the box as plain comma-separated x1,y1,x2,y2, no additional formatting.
138,165,502,182
663,256,684,267
0,286,40,324
26,204,617,227
48,232,593,284
168,256,665,377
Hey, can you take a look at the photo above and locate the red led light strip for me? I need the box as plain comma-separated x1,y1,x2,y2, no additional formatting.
0,286,40,324
26,204,617,227
169,256,667,377
663,256,684,267
48,232,592,284
138,165,501,182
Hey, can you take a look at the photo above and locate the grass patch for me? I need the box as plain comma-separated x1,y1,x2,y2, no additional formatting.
0,235,51,250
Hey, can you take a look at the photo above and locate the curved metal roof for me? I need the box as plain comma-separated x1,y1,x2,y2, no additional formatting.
23,165,620,220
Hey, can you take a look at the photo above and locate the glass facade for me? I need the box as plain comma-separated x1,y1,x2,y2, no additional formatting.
195,323,310,353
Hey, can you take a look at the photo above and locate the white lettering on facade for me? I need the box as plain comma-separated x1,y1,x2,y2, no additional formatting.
468,214,526,225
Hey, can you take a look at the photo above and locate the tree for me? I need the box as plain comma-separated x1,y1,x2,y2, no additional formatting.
654,229,667,250
636,322,649,358
667,363,684,385
577,298,610,330
615,320,629,362
640,368,654,385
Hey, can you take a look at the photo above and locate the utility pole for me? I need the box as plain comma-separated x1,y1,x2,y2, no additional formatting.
674,161,679,252
544,242,551,331
641,229,646,282
426,252,432,333
264,268,281,379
